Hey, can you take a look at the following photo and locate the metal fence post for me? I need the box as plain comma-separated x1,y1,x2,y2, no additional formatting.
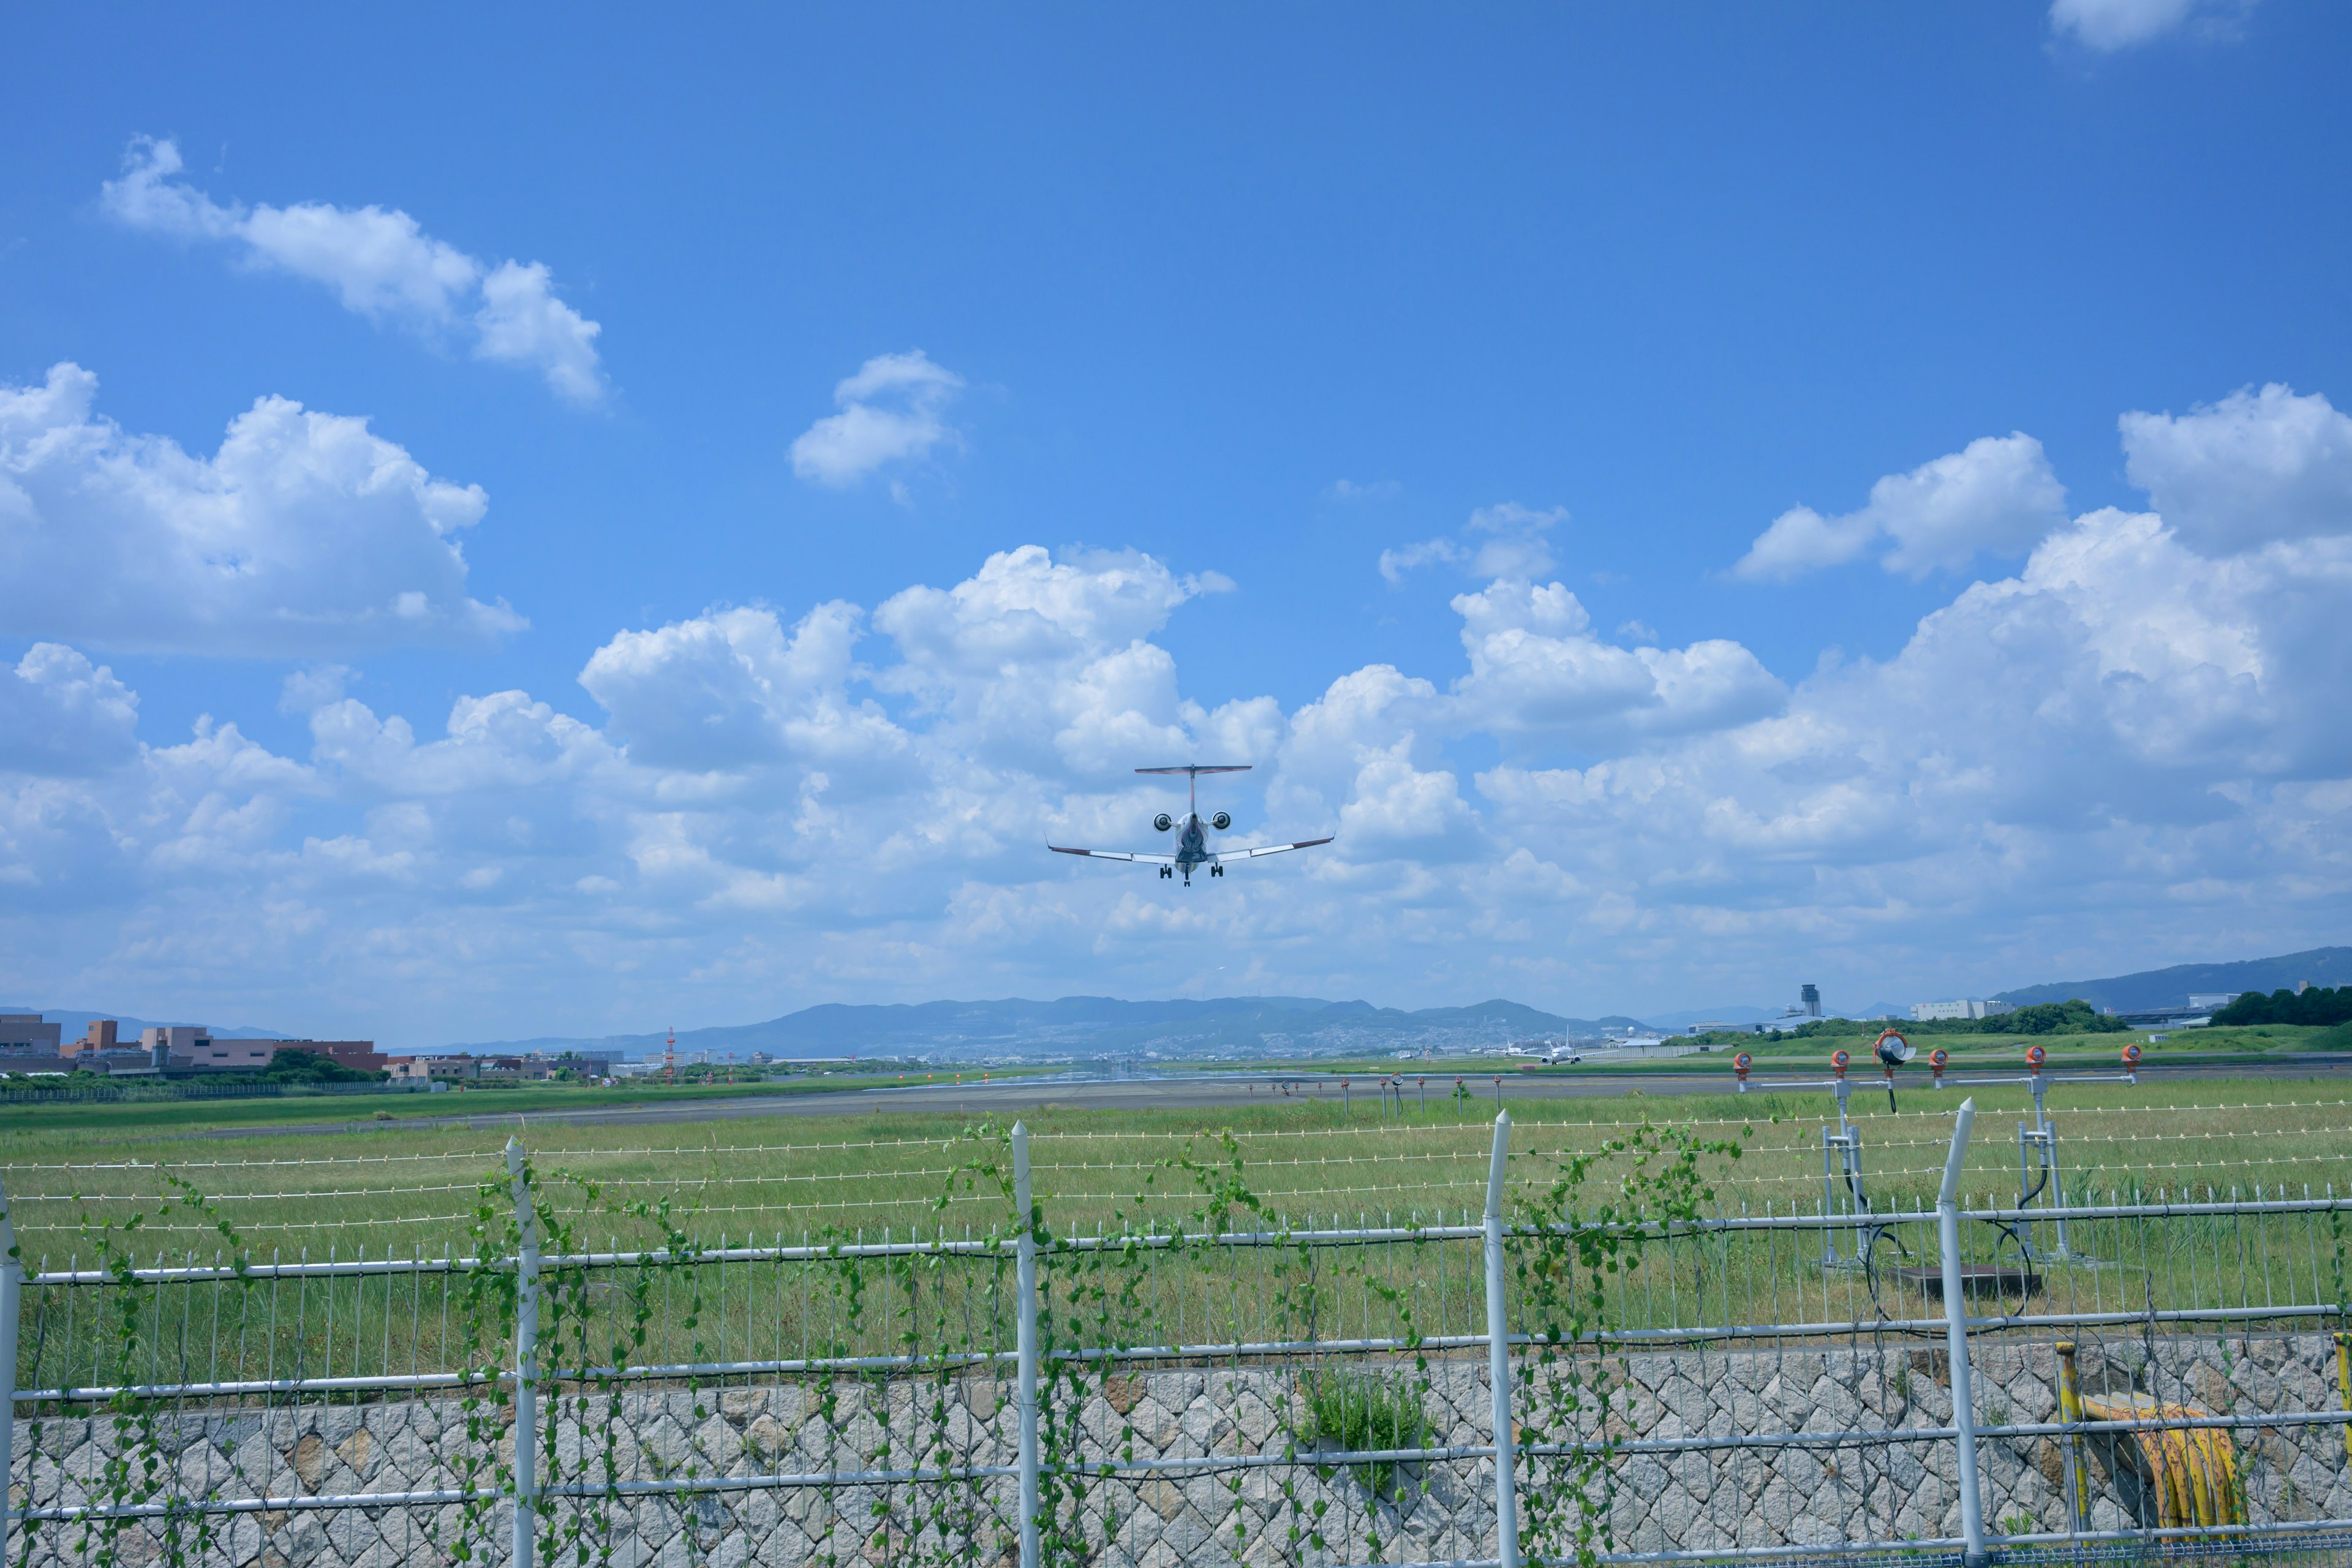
1483,1111,1520,1568
506,1140,540,1568
1937,1101,1987,1567
0,1175,20,1568
1014,1121,1040,1568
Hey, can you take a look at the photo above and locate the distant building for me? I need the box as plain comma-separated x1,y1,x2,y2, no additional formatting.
74,1020,119,1054
390,1055,478,1082
551,1047,626,1067
1759,984,1825,1035
2187,993,2242,1012
0,1014,64,1052
192,1039,279,1071
1910,999,2016,1022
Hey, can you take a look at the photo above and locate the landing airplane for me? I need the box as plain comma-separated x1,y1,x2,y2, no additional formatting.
1049,765,1333,886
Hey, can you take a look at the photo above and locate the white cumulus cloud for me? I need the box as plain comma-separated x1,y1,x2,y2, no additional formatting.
1447,579,1787,749
101,138,605,404
0,362,522,655
0,644,140,777
789,351,965,489
1733,433,2067,580
2121,384,2352,554
580,603,913,779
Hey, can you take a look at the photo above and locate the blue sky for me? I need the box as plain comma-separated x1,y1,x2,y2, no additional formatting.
4,2,2350,1046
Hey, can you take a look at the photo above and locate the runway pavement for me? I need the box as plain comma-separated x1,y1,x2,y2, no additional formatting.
201,1054,2350,1139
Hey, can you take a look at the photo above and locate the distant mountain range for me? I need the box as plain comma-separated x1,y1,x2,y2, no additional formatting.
434,996,1648,1062
1992,946,2352,1014
18,943,2345,1061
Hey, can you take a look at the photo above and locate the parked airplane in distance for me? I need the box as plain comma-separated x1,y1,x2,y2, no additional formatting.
1049,765,1333,886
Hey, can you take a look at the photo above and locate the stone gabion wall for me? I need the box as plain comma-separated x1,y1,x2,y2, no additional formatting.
10,1332,2349,1568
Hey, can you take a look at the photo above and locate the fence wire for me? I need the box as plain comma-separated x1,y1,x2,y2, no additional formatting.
5,1106,2352,1568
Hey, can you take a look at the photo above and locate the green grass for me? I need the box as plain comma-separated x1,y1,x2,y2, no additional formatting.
6,1072,2349,1249
7,1071,2348,1402
0,1063,1067,1138
1300,1368,1430,1498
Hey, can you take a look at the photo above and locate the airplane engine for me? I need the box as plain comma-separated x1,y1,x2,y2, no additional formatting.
1210,812,1231,831
1153,813,1174,832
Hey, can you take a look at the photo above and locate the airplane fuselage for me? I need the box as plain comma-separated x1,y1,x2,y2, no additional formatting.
1172,814,1211,881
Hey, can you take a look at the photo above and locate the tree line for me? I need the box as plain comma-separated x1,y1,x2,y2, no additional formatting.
2211,985,2352,1028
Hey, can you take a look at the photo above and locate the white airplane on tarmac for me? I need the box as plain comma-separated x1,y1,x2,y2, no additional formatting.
1049,765,1333,887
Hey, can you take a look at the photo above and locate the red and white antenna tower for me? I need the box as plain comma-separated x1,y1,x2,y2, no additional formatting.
663,1027,676,1085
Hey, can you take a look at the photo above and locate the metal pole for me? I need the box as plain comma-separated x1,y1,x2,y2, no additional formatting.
506,1140,540,1568
1483,1112,1520,1568
1937,1101,1987,1567
0,1177,20,1568
1014,1123,1040,1568
2041,1080,2072,1257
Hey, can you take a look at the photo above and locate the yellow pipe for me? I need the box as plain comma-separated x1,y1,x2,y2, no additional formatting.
2076,1391,2244,1528
2337,1333,2352,1472
2056,1341,2090,1531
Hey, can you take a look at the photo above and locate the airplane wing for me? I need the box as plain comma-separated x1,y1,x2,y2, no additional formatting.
1217,837,1335,861
1048,845,1179,865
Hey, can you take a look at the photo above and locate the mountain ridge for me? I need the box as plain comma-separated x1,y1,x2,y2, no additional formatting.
431,995,1647,1061
1993,946,2352,1013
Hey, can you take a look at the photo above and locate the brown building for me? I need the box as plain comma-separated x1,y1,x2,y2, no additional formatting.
389,1054,477,1082
276,1039,387,1072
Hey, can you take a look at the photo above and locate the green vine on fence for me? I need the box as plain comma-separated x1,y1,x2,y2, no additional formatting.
65,1174,252,1568
34,1113,1743,1568
1509,1118,1747,1568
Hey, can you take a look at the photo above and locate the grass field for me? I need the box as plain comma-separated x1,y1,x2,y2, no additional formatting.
5,1045,2346,1254
7,1051,2349,1401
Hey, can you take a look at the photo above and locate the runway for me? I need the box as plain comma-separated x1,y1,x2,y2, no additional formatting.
202,1055,2349,1139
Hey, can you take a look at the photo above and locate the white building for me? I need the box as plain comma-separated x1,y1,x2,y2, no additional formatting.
2187,992,2242,1012
1911,999,2017,1022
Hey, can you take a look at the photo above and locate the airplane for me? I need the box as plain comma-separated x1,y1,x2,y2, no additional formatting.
1049,765,1333,886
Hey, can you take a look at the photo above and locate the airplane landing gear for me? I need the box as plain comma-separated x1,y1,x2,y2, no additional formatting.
1210,864,1223,877
1159,866,1172,879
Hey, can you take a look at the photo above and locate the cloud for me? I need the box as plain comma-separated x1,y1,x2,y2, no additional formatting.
1379,502,1564,585
473,262,605,405
789,351,965,489
0,362,523,655
1733,433,2067,580
1446,579,1787,749
2049,0,2252,50
0,645,139,777
579,603,911,777
1325,478,1400,502
6,382,2352,1041
2121,384,2352,554
101,138,605,404
873,545,1239,775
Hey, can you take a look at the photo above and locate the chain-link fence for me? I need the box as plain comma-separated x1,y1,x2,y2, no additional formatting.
6,1101,2352,1568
